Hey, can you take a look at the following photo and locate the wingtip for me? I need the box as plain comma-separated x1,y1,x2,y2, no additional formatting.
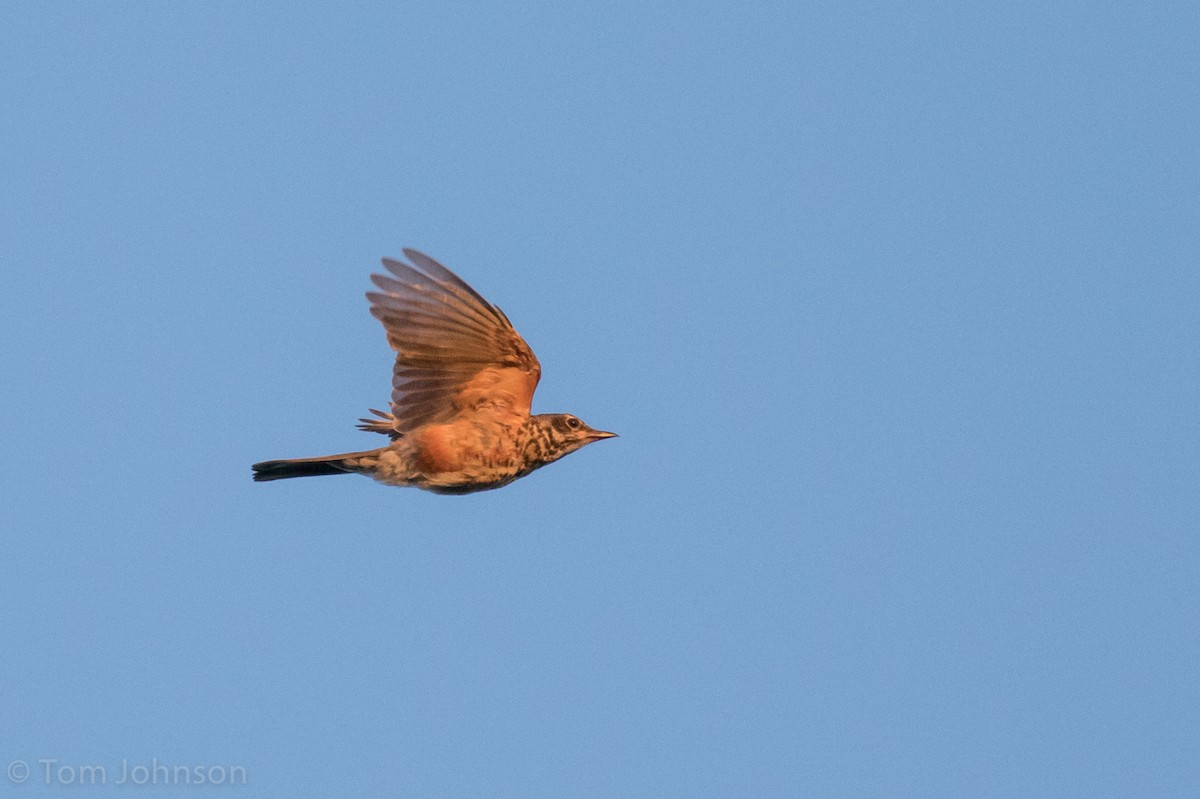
380,257,404,278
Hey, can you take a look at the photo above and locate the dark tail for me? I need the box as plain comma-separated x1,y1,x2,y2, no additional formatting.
252,450,378,482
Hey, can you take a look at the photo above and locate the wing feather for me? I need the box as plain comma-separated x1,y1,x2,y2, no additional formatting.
366,250,541,432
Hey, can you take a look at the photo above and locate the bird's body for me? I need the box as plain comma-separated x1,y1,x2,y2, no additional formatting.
252,249,614,493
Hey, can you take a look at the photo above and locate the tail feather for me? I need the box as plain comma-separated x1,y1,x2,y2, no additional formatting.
252,450,378,482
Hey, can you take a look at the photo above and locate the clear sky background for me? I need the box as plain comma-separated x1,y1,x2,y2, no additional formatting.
2,2,1197,796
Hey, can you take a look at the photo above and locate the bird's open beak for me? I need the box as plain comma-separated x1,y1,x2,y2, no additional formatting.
588,430,618,440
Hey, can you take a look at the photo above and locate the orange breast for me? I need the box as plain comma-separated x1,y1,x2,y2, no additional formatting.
411,426,465,475
410,418,523,477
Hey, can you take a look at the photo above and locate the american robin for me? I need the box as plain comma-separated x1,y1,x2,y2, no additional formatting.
252,249,616,493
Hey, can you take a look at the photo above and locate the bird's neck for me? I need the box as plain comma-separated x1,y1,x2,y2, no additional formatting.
519,417,562,471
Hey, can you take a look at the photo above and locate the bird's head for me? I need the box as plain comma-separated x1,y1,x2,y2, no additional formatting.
529,413,618,463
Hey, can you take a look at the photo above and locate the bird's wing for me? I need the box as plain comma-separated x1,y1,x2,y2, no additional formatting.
366,249,542,433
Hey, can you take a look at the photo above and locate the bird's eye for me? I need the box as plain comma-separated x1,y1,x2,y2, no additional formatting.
566,417,580,429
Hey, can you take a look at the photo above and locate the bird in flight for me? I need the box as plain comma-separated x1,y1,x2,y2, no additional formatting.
252,249,616,493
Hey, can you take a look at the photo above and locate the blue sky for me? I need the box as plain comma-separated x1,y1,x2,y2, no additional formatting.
2,2,1197,796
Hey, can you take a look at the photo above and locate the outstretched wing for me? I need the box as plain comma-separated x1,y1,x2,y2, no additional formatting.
366,249,541,433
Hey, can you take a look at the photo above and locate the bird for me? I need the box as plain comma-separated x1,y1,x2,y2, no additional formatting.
252,248,616,494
